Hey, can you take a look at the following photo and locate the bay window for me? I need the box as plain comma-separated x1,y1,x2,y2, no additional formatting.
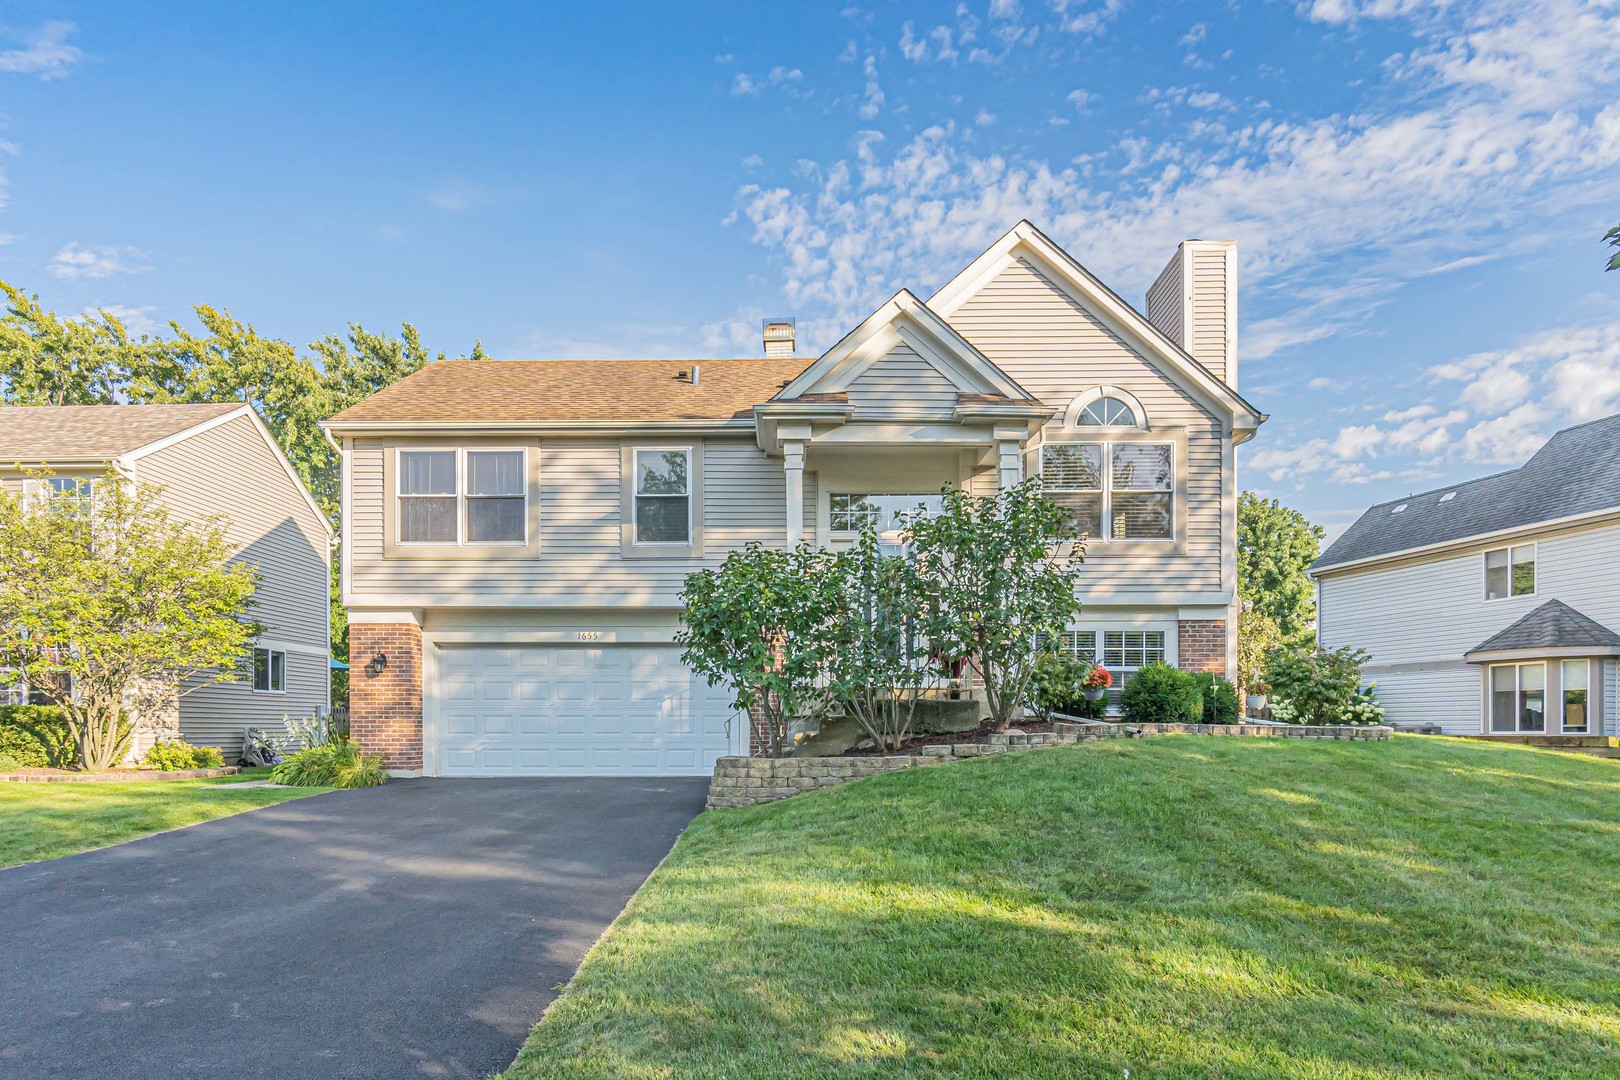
1489,662,1545,732
1562,659,1590,733
1041,442,1174,541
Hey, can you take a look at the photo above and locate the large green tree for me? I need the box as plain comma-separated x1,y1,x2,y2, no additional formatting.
0,472,261,770
1606,224,1619,272
0,284,151,405
1237,492,1324,644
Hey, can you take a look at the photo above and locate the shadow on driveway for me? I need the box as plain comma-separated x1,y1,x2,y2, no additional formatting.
0,777,709,1078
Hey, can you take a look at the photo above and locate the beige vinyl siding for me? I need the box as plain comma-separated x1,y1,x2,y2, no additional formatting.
177,652,329,756
1189,245,1232,384
845,345,960,420
1144,254,1185,350
350,436,790,607
136,415,330,653
945,256,1225,597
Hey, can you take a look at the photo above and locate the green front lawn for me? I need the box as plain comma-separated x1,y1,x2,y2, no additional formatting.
504,736,1620,1079
0,768,325,869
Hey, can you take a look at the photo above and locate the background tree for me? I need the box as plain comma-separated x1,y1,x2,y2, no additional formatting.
1606,224,1619,272
678,543,840,758
1237,491,1324,644
1237,606,1284,700
0,284,151,404
906,479,1084,732
0,472,261,770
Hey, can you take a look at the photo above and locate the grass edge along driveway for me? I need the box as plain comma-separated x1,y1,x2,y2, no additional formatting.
0,769,324,869
501,736,1620,1080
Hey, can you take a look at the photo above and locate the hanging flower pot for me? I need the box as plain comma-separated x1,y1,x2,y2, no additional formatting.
1081,664,1112,702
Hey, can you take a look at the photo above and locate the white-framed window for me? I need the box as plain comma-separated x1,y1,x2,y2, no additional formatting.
1562,659,1590,734
1484,543,1535,600
1077,396,1138,428
397,448,527,546
253,648,286,694
0,669,25,707
1489,662,1544,732
1052,628,1168,705
1041,442,1174,541
829,493,945,534
632,448,692,545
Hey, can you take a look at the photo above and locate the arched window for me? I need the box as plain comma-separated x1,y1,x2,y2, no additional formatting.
1077,396,1137,427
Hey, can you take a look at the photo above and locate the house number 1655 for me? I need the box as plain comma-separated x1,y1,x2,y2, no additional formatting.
576,631,603,641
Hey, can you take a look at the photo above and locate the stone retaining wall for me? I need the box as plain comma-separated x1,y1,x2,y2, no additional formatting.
706,722,1390,810
0,766,241,783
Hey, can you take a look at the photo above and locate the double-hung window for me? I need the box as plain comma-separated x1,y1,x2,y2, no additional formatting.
397,449,527,546
1042,442,1174,541
1562,659,1590,733
1489,662,1544,732
1484,544,1535,600
633,449,691,545
253,648,286,693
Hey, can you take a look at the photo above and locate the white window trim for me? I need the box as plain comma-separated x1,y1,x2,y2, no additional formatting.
1488,661,1546,733
253,647,287,695
1039,441,1177,544
395,446,529,548
631,447,694,548
1483,541,1536,602
1052,626,1173,711
1561,658,1591,734
1062,385,1149,431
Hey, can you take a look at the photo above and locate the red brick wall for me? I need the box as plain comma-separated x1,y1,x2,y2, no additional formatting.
349,623,423,771
1177,619,1228,676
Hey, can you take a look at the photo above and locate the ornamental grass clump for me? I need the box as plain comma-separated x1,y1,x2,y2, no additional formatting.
269,739,386,788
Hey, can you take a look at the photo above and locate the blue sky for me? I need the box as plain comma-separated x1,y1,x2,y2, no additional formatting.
2,1,1617,536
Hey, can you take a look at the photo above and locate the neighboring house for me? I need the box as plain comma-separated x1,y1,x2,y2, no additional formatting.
1312,413,1620,737
323,220,1265,777
0,403,333,758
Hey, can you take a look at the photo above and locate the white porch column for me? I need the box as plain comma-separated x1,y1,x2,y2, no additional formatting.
784,439,805,547
994,425,1025,492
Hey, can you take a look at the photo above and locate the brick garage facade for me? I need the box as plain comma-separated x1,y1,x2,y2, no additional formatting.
1177,619,1228,675
349,623,424,772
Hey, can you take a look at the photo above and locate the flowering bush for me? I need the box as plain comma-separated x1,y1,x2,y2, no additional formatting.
1345,684,1386,726
1081,664,1112,691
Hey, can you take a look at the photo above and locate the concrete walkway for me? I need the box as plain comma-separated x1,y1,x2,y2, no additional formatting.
0,777,709,1078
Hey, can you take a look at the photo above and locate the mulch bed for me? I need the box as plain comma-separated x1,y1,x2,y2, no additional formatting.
0,766,240,783
842,722,1057,756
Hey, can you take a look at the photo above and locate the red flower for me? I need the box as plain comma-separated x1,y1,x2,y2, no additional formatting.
1082,664,1112,690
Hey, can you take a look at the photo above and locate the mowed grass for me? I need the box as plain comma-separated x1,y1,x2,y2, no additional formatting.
0,767,324,869
504,736,1620,1080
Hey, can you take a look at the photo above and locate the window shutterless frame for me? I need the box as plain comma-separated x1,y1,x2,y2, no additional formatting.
1561,659,1590,734
1039,440,1177,543
252,648,286,694
630,447,693,546
1483,542,1536,601
394,447,529,547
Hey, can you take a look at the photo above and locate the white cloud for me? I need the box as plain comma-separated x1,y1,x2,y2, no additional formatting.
974,108,997,126
1066,88,1096,112
1179,23,1208,47
1431,320,1620,427
857,54,884,118
0,20,83,80
1051,0,1126,37
46,243,150,281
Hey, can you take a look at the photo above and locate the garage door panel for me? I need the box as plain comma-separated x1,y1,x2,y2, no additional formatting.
433,644,734,776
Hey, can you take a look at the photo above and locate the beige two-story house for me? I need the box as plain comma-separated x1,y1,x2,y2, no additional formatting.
0,403,333,758
324,221,1265,776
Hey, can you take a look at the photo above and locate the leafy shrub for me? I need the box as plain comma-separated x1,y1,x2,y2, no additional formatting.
1345,683,1385,726
0,750,23,772
1191,672,1241,725
143,740,225,771
1028,651,1087,721
1264,643,1371,725
0,705,78,768
270,739,387,788
1120,662,1203,724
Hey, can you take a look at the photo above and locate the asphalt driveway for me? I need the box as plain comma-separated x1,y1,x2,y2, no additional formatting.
0,777,709,1079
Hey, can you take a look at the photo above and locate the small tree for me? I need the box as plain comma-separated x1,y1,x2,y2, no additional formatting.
1238,492,1324,644
678,542,838,758
907,479,1084,732
0,471,260,770
1237,607,1284,700
1263,643,1370,726
822,529,938,751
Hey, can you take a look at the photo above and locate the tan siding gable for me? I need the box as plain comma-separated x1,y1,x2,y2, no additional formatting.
844,344,961,420
1145,257,1185,350
136,414,329,655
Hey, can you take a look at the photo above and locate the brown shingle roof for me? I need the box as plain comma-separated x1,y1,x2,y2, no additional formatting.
0,403,243,461
323,358,812,425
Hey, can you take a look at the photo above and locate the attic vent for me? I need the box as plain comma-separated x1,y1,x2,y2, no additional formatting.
1391,503,1408,514
1439,491,1456,503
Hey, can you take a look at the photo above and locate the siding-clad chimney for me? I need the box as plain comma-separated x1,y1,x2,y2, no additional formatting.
1144,240,1238,388
762,317,796,358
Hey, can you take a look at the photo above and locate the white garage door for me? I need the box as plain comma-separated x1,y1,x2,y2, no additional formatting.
431,644,738,776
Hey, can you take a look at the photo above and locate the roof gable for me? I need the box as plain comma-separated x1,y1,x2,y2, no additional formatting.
927,221,1262,428
1468,599,1620,657
1315,412,1620,572
0,403,245,461
774,289,1034,404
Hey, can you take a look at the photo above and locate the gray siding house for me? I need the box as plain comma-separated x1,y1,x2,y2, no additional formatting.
0,403,333,757
325,221,1266,777
1312,414,1620,736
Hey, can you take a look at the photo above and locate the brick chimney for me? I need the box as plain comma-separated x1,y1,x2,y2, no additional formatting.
762,317,796,358
1144,241,1238,387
